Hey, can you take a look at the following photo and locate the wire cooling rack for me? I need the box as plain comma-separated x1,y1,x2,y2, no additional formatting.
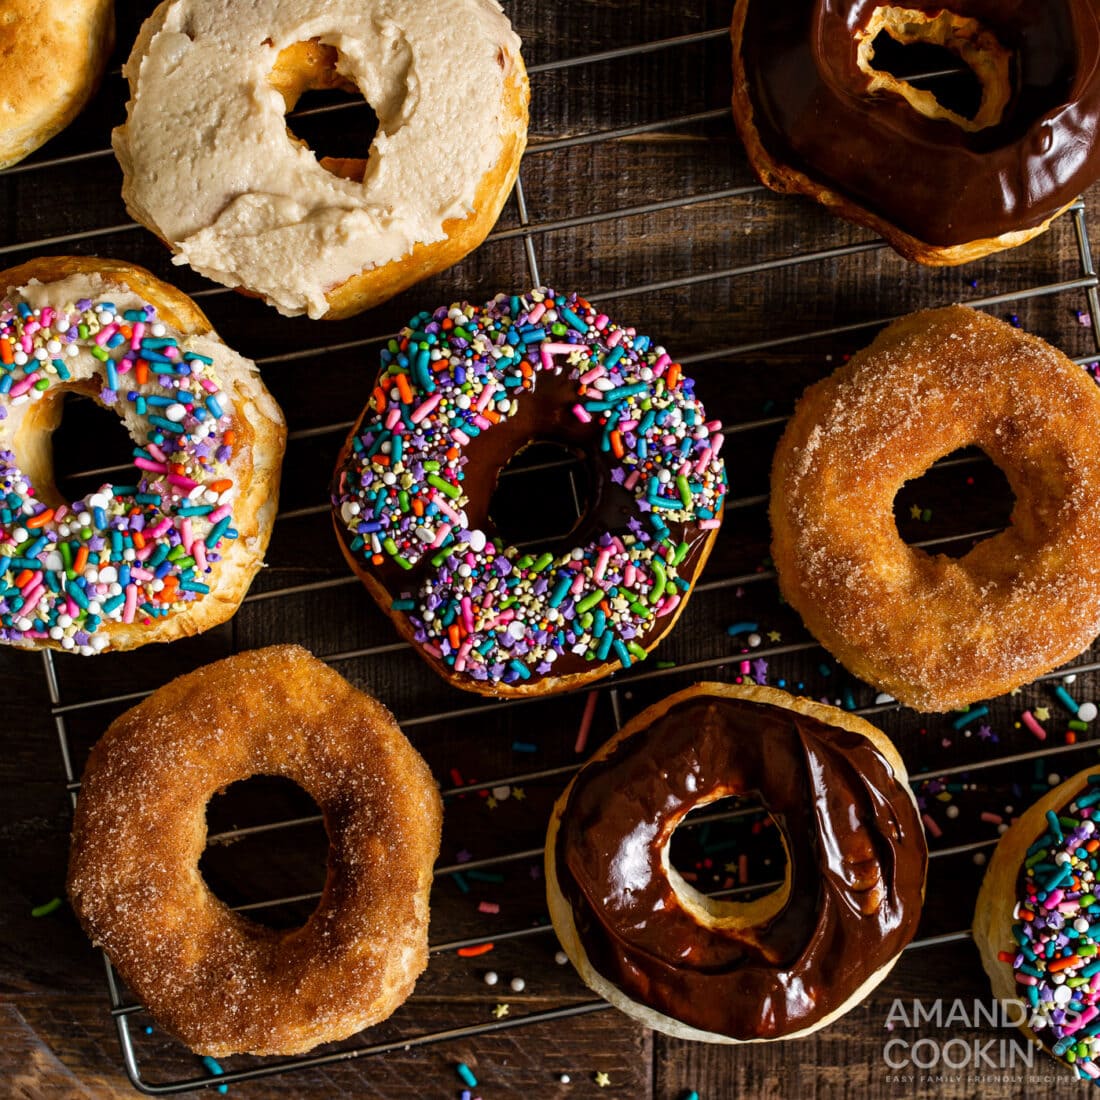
10,5,1100,1095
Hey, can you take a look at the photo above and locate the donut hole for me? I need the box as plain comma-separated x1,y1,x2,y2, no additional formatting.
856,7,1012,131
271,40,380,183
30,389,136,508
665,794,789,924
199,775,328,930
489,441,594,548
893,447,1016,559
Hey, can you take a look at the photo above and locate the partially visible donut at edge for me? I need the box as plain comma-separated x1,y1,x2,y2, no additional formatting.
0,0,115,170
331,288,728,697
0,256,286,654
731,2,1100,264
113,0,529,319
770,306,1100,712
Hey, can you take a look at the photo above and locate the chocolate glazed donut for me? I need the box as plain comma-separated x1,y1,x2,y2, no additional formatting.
545,683,928,1042
731,1,1100,264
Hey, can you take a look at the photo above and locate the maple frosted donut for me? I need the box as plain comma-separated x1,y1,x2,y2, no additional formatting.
974,767,1100,1081
546,682,927,1042
731,2,1100,264
68,645,444,1057
331,288,728,696
0,256,285,655
770,306,1100,712
113,0,529,319
0,0,115,170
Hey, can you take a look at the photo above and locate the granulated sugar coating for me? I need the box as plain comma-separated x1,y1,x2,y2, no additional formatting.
770,306,1100,712
66,645,442,1056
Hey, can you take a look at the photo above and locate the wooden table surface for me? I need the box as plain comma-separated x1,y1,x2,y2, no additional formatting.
5,2,1100,1097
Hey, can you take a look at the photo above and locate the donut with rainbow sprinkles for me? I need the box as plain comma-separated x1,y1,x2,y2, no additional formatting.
0,257,285,655
332,288,727,696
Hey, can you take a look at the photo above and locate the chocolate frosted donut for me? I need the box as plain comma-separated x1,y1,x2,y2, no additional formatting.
546,683,927,1042
731,1,1100,263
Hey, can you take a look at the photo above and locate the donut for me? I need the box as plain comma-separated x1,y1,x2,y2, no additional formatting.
67,645,443,1057
974,766,1100,1081
545,682,927,1042
0,256,285,655
730,2,1100,264
770,306,1100,712
331,288,728,696
0,0,115,170
113,0,529,319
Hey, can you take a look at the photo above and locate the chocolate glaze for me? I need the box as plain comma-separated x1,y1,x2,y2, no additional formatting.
554,695,927,1039
347,368,715,685
735,1,1100,246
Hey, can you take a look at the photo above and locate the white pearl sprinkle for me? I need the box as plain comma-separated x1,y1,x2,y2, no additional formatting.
1079,702,1098,723
483,971,498,987
509,977,525,993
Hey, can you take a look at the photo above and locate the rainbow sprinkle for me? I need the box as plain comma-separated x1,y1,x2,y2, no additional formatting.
0,288,238,653
1008,774,1100,1079
332,288,727,687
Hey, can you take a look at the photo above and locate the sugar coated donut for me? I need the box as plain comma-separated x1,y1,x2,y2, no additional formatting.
974,766,1100,1080
0,256,285,655
731,2,1100,263
331,288,728,696
545,682,926,1042
67,645,443,1057
0,0,115,170
114,0,529,319
770,306,1100,712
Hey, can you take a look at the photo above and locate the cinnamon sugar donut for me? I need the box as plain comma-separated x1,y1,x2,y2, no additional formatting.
731,2,1100,264
771,306,1100,712
0,0,115,170
113,0,529,319
67,645,443,1057
546,682,926,1042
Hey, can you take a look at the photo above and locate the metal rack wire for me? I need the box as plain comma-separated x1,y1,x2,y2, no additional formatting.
14,9,1100,1094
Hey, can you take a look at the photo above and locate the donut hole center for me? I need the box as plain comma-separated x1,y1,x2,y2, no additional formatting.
489,441,594,549
893,447,1015,558
200,776,328,930
666,793,789,924
271,40,380,182
857,7,1012,131
22,388,135,509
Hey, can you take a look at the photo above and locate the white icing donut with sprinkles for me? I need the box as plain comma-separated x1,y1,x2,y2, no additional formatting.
0,257,285,655
332,288,727,696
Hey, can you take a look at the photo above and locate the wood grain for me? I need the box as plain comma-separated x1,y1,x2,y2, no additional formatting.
2,0,1100,1096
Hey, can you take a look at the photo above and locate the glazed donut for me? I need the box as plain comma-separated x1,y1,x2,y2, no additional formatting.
0,0,115,170
545,682,927,1042
974,766,1100,1080
67,645,443,1057
331,288,728,696
770,306,1100,712
0,256,285,655
113,0,529,319
731,2,1100,264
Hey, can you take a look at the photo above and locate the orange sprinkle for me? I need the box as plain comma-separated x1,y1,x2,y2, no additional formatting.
1067,731,1078,745
396,373,413,404
13,569,33,588
483,410,500,424
132,531,146,550
666,363,682,390
411,498,425,517
26,509,54,529
609,431,625,459
456,943,494,958
223,430,236,446
373,387,387,413
209,479,233,494
448,624,461,650
135,360,149,385
446,446,459,461
0,338,12,365
1049,954,1081,973
1087,839,1100,853
73,546,89,574
371,553,384,566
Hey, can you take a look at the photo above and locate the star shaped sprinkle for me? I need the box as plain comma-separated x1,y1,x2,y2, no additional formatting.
909,504,922,519
1034,706,1051,722
767,630,781,642
492,1004,510,1019
512,787,526,801
594,1071,611,1088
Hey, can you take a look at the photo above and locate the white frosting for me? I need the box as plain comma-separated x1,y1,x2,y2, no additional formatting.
114,0,524,318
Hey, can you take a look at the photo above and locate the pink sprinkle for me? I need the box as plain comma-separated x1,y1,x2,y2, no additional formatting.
623,470,641,491
148,517,172,538
711,433,724,457
122,585,138,624
475,383,497,411
594,313,609,330
698,518,721,530
431,493,462,525
200,377,218,394
17,569,42,590
606,329,623,348
593,548,611,581
180,518,194,553
454,638,473,673
570,572,585,596
131,322,145,347
1082,1060,1100,1080
527,302,546,324
385,407,402,430
410,393,442,423
168,474,199,490
1016,973,1038,986
624,563,636,587
740,660,751,675
134,457,169,474
208,505,231,523
478,901,500,915
431,523,453,550
147,442,168,462
1022,710,1047,740
472,414,492,430
129,567,154,581
10,375,37,397
193,541,208,573
695,446,713,474
980,812,1003,824
653,352,671,372
451,428,470,446
1045,888,1065,910
21,582,43,608
575,691,599,755
94,324,118,347
572,404,592,424
579,365,606,386
657,593,681,617
66,597,79,619
423,643,442,658
460,596,475,633
922,813,943,839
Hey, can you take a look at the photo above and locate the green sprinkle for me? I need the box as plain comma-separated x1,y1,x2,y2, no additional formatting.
30,897,62,917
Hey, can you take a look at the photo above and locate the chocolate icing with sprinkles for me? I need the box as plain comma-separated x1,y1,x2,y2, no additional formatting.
332,288,727,692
